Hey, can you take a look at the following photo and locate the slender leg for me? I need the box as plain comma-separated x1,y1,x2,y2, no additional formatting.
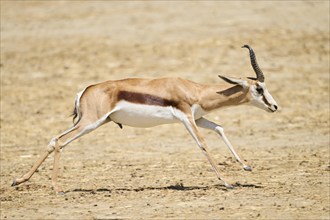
12,112,112,193
11,125,80,187
12,147,54,186
196,117,252,171
180,115,233,188
49,126,92,193
49,113,112,193
52,140,62,193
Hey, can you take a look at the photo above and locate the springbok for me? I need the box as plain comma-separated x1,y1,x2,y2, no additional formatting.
12,45,278,193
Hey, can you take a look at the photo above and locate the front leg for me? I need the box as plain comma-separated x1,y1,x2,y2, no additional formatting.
177,113,233,189
196,117,252,171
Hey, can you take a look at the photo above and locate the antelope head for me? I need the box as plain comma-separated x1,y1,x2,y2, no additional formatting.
219,45,278,113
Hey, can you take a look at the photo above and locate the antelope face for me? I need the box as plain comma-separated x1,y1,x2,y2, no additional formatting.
249,81,278,113
240,44,278,113
218,75,278,113
219,44,279,113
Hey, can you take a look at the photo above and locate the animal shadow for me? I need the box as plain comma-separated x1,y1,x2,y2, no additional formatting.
67,182,262,194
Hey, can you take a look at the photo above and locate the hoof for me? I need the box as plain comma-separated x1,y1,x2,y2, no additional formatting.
243,165,252,171
57,191,65,196
11,179,17,187
225,183,234,189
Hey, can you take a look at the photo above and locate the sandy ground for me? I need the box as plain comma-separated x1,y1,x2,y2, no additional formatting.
0,1,329,219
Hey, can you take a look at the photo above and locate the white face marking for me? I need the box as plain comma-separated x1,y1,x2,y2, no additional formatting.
110,101,183,128
249,82,278,112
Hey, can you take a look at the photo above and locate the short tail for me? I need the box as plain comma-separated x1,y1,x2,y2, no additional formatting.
71,99,81,126
71,87,87,126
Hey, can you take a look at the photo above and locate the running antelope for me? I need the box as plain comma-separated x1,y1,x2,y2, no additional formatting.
12,45,278,193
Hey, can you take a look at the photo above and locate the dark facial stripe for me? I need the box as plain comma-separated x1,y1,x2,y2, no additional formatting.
262,94,271,107
118,91,178,107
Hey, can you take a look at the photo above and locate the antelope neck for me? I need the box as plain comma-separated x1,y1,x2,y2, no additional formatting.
199,85,249,111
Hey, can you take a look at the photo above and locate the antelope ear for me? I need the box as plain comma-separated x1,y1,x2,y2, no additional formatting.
218,75,248,88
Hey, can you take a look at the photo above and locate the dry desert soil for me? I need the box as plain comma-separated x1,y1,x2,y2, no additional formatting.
1,1,329,219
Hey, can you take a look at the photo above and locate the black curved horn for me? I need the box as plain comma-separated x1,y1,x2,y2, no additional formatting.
242,45,265,82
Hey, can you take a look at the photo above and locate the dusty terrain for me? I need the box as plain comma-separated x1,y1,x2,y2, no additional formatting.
0,1,329,219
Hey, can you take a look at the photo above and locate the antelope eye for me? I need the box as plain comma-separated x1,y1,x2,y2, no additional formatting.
256,87,264,94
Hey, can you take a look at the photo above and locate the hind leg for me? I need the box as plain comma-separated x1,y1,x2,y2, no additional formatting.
11,125,80,189
12,146,55,187
12,112,112,193
50,113,112,193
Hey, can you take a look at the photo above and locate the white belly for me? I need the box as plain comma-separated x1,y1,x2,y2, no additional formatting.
110,101,180,128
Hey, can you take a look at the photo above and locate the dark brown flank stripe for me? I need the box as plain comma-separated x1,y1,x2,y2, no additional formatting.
118,91,179,108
